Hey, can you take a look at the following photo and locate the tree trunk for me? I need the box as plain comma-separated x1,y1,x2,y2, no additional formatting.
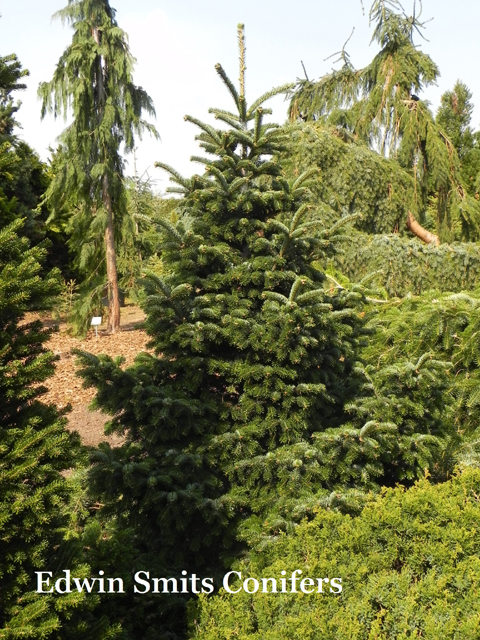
406,211,440,246
93,25,120,332
104,174,121,333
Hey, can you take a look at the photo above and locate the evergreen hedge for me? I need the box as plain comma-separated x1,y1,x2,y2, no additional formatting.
190,469,480,640
334,233,480,297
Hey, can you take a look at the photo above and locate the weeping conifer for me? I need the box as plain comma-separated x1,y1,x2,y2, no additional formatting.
39,0,158,333
288,0,480,242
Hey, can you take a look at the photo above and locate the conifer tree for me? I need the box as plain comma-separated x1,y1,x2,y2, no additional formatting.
74,38,456,639
39,0,158,333
0,54,47,242
289,0,480,243
0,56,120,637
0,186,76,636
0,53,28,143
76,24,365,569
436,81,480,198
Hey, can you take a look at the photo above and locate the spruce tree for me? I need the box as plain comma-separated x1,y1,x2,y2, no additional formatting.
39,0,158,333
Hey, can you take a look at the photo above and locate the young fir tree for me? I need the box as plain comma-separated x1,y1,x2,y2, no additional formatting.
74,36,456,640
39,0,158,333
76,24,366,570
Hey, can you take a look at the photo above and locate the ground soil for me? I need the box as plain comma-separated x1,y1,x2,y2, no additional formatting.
31,305,150,447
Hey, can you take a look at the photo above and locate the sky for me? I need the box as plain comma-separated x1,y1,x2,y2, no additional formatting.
1,0,479,193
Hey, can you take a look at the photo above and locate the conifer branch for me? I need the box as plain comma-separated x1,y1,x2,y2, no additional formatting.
214,63,240,110
154,161,191,190
184,115,223,145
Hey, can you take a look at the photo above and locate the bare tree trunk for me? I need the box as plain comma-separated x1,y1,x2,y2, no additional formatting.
93,25,121,332
407,211,440,246
104,174,121,333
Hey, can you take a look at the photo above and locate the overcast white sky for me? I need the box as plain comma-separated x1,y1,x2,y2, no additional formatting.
1,1,478,191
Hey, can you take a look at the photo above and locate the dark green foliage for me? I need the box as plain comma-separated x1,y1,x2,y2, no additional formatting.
0,53,74,281
316,354,451,491
0,55,47,242
190,468,480,640
0,94,118,634
75,30,370,618
0,215,78,636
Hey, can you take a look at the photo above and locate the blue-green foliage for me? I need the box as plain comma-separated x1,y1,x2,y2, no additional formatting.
334,233,480,297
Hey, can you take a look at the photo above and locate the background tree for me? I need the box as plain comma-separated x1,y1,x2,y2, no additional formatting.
0,53,28,143
0,54,51,245
436,80,480,199
288,0,480,243
39,0,158,333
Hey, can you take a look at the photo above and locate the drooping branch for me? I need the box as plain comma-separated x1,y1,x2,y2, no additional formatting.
407,211,440,246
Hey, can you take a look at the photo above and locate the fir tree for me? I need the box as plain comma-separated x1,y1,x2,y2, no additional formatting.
39,0,158,333
72,33,459,638
76,23,364,576
0,208,77,635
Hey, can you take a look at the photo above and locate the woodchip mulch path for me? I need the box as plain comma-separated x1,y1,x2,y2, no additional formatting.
28,306,151,447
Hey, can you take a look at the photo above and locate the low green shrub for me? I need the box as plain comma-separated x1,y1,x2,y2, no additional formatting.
190,468,480,639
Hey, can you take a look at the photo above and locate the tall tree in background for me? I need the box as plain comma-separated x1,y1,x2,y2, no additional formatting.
436,80,480,199
289,0,480,243
0,53,28,143
39,0,158,332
